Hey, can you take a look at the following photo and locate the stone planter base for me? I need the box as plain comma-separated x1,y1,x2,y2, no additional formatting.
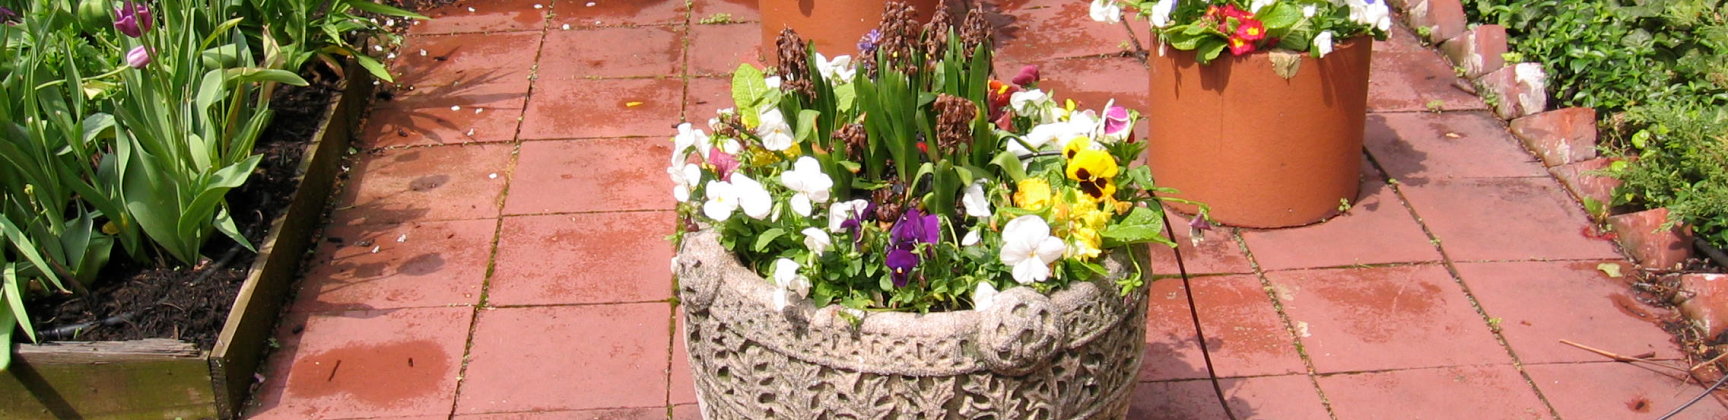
674,229,1150,419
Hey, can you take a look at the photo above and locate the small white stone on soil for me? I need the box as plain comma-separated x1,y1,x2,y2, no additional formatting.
371,245,380,253
467,128,476,136
451,105,461,111
419,49,428,56
475,108,484,114
534,4,543,8
396,234,407,243
587,1,596,6
467,7,476,12
489,173,499,179
562,24,571,30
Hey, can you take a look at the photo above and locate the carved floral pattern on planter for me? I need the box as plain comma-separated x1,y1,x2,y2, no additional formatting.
675,229,1149,419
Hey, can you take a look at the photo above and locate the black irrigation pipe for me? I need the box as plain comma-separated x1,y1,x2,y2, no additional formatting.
1150,192,1239,420
1696,238,1728,270
1658,370,1728,420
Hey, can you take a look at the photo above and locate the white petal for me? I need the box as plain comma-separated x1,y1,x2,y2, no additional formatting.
1034,237,1068,264
963,182,992,217
1013,258,1051,284
790,194,813,217
802,227,832,254
973,282,999,311
962,230,981,246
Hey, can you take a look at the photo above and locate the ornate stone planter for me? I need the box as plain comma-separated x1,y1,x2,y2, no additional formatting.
673,229,1150,419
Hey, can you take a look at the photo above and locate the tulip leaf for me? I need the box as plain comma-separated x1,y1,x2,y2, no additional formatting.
355,53,393,83
0,300,13,371
343,0,431,19
226,68,310,87
4,264,36,344
794,109,820,144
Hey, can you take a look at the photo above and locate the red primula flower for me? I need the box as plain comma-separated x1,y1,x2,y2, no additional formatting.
1222,4,1253,19
1234,18,1267,41
1228,36,1257,56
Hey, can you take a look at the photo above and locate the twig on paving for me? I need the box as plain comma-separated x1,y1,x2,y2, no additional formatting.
1560,339,1690,374
1690,350,1728,372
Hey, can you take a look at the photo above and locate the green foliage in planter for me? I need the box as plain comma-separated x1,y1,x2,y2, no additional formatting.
1462,0,1727,113
239,0,425,82
1612,104,1728,249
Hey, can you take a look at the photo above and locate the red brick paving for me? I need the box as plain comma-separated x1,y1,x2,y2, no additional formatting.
249,0,1722,418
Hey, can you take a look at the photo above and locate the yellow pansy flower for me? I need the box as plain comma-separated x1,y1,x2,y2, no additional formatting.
1065,149,1119,200
1014,178,1054,211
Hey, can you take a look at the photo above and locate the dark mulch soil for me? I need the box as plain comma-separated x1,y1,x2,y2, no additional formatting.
25,68,341,350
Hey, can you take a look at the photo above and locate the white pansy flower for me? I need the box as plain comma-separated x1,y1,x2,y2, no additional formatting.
731,174,773,220
1089,0,1121,23
757,109,795,151
973,281,999,312
672,122,710,165
828,199,869,232
702,179,739,220
962,182,992,218
1009,89,1050,116
764,75,782,89
1150,0,1177,28
1250,0,1274,13
669,163,701,203
1008,122,1064,157
815,53,856,83
802,227,832,255
771,258,811,311
962,229,981,247
780,157,834,217
999,215,1067,284
1314,31,1335,58
1303,4,1317,17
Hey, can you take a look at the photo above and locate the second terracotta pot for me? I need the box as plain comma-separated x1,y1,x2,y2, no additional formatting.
758,0,944,63
1146,39,1373,228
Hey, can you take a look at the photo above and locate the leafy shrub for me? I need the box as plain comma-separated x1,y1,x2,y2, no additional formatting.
1462,0,1726,113
1613,104,1728,249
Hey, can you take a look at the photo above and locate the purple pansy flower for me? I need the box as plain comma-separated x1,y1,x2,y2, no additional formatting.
890,208,941,249
886,247,920,287
113,1,152,38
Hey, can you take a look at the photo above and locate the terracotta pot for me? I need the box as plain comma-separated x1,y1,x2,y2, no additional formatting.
1146,39,1373,228
758,0,944,63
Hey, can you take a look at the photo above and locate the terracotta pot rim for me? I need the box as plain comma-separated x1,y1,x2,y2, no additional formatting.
1150,35,1370,61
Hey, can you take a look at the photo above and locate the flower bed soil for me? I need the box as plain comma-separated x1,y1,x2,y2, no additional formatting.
24,71,340,350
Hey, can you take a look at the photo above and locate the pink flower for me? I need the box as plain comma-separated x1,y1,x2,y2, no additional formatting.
113,1,152,38
1012,65,1040,87
1102,105,1131,138
126,45,151,69
707,147,739,182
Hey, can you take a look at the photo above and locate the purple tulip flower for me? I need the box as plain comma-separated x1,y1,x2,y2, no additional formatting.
113,1,152,38
0,7,17,24
126,45,151,69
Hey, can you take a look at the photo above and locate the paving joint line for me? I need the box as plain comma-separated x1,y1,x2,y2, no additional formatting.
442,0,557,415
1229,225,1343,420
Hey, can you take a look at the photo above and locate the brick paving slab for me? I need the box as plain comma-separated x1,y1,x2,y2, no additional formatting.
1319,365,1553,419
362,82,530,148
518,78,684,140
1240,174,1442,271
408,0,550,36
456,303,673,415
537,26,687,80
1400,177,1622,262
1365,111,1548,183
488,212,677,306
292,219,497,312
1267,265,1509,373
249,1,1716,418
1458,260,1684,364
329,144,513,227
